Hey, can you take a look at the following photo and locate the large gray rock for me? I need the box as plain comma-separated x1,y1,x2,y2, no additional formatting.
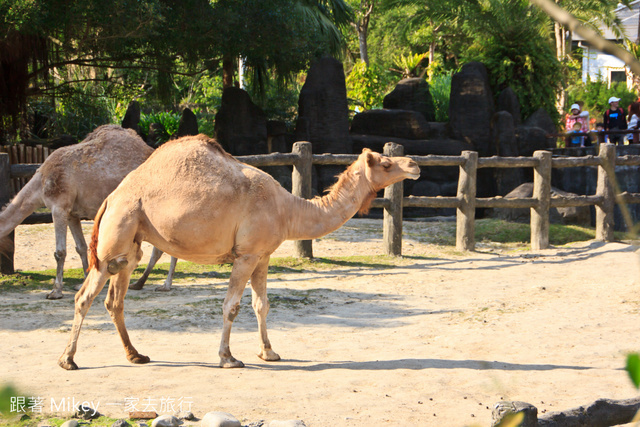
492,401,538,427
491,111,524,195
151,415,182,427
350,109,430,140
448,62,494,156
351,134,473,157
295,56,351,154
524,108,556,136
488,183,591,226
215,87,267,156
497,87,522,126
201,412,241,427
516,126,555,157
175,108,199,138
121,101,141,136
383,77,435,121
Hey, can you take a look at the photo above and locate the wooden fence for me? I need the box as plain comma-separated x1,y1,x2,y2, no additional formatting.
1,141,639,273
0,144,51,196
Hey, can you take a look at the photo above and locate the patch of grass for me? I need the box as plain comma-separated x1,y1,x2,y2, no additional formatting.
269,289,329,309
408,218,623,250
135,308,171,318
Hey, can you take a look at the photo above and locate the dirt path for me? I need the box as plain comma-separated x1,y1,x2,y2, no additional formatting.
1,219,640,426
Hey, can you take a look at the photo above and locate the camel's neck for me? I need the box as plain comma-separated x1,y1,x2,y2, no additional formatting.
284,170,375,241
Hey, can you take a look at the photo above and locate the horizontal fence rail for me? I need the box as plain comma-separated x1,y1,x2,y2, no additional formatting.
1,142,639,274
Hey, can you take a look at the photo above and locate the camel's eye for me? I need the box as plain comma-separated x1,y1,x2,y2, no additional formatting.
381,160,392,170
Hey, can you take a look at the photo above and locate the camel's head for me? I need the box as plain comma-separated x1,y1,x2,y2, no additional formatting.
360,148,420,192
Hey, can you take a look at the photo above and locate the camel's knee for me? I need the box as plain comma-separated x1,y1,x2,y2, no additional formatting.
54,249,66,262
104,296,123,314
75,243,87,256
224,302,241,322
107,257,128,275
252,297,269,316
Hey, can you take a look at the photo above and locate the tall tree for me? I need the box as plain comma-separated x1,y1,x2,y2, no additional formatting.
348,0,375,65
211,0,352,89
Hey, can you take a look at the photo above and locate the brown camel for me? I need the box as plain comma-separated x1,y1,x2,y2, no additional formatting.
57,135,420,370
0,125,177,299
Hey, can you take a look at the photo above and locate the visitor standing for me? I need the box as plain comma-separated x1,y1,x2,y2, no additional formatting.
627,101,640,143
565,103,589,147
603,96,627,145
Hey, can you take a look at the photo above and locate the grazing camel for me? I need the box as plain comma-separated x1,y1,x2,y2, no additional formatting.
0,125,176,299
57,135,420,370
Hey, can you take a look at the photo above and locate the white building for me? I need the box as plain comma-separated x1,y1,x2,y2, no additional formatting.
573,1,640,87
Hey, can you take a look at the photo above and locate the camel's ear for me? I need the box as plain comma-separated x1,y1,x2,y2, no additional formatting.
362,148,377,167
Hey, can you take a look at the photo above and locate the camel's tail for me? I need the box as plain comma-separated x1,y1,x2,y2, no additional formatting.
88,199,108,271
0,171,46,256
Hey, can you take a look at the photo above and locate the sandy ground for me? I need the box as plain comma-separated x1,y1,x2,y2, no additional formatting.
1,218,640,426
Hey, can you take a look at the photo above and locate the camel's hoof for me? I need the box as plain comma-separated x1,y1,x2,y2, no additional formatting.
258,349,281,362
46,291,63,300
128,353,151,364
128,282,144,291
220,357,245,368
58,357,78,370
155,286,172,292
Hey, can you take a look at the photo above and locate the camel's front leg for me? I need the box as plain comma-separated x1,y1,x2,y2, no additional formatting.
219,254,260,368
58,268,110,370
68,217,88,290
250,256,280,362
47,209,69,300
105,244,149,364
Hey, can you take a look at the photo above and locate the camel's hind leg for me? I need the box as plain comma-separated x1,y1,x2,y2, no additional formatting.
105,242,149,364
219,254,261,368
58,268,110,370
250,256,280,362
156,256,177,292
47,208,69,300
129,246,163,290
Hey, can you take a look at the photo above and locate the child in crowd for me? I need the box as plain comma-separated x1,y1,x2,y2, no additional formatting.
603,96,627,145
565,103,589,147
568,121,584,147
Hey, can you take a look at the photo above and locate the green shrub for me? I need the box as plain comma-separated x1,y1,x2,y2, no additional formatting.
139,111,181,145
346,61,396,112
429,72,452,122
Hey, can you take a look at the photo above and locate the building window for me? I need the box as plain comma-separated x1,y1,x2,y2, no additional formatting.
610,70,626,84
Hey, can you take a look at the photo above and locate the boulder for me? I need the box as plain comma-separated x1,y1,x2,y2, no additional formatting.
351,134,473,157
448,61,494,156
215,87,268,156
516,126,555,157
295,56,351,154
175,108,199,138
488,183,591,226
524,108,556,136
497,87,522,126
200,411,241,427
491,111,524,195
121,101,141,136
382,77,435,121
350,109,430,140
491,401,538,427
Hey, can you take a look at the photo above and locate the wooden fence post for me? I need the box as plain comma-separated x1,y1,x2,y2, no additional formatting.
596,143,616,241
383,142,404,256
531,150,552,250
0,153,14,274
456,151,477,251
292,141,313,258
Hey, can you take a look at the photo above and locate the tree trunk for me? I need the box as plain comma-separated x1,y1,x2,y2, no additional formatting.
222,57,234,89
358,27,369,66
